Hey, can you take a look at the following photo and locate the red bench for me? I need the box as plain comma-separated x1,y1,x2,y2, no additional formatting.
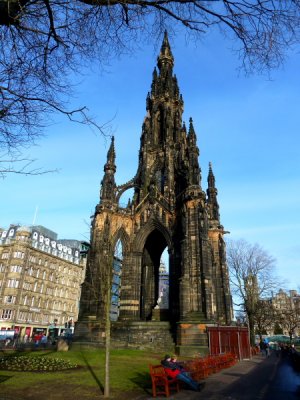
149,364,180,397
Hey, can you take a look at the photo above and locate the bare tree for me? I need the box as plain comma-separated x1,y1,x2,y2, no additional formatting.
226,239,280,345
1,0,300,153
275,299,300,342
253,299,276,340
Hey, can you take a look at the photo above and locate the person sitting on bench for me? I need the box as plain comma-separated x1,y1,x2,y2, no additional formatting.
161,355,204,391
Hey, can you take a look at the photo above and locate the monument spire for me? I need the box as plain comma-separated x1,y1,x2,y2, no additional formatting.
187,117,201,186
207,162,220,222
76,34,233,352
157,30,174,73
100,136,116,204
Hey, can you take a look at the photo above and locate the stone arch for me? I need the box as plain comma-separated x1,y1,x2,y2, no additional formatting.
116,182,139,203
131,218,172,321
111,227,130,254
110,227,129,322
132,218,172,254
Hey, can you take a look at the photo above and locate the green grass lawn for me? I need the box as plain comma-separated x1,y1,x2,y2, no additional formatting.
0,348,164,399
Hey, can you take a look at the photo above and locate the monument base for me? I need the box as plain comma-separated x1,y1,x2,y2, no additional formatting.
176,312,216,356
74,318,175,352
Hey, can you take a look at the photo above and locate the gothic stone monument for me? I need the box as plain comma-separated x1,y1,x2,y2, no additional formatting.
75,32,233,355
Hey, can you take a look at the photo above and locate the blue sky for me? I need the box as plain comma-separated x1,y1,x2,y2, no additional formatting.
1,30,300,290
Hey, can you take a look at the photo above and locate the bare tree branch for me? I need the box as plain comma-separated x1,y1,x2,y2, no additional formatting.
1,0,300,154
0,151,58,178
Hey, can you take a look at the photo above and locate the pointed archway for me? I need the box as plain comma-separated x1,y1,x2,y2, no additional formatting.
140,229,168,320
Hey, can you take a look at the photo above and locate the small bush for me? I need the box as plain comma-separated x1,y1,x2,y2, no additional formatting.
0,356,78,372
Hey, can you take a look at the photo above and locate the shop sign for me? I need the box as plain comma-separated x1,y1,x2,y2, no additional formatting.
33,327,45,332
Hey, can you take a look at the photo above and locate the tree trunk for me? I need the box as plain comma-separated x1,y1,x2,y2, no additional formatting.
104,288,111,397
248,313,256,346
104,255,112,398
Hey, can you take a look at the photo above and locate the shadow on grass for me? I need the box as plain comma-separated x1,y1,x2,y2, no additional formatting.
80,351,104,393
130,372,152,396
0,374,13,383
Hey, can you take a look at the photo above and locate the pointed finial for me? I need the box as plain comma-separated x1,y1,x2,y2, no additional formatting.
107,136,115,160
104,136,116,173
188,117,195,134
157,30,174,71
208,162,215,188
207,161,220,221
100,136,117,203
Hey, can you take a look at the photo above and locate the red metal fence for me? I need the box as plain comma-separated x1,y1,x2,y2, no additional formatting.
207,326,251,360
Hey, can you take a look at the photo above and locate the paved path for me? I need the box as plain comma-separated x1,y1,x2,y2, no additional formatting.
138,353,300,400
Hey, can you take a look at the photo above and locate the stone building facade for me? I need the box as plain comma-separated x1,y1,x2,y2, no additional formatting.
0,225,87,339
76,33,233,353
270,289,300,337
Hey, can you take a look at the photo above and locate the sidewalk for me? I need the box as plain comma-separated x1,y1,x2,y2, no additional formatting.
137,353,300,400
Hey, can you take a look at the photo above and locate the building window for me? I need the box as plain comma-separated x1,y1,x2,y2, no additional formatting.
4,295,16,304
29,255,36,263
33,282,38,292
43,314,49,324
36,269,40,278
23,281,31,290
1,309,13,319
18,311,26,321
1,253,9,259
10,265,22,273
31,297,35,307
42,270,46,279
13,251,24,259
7,279,19,288
0,264,5,272
46,287,53,295
40,284,44,294
23,295,28,305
